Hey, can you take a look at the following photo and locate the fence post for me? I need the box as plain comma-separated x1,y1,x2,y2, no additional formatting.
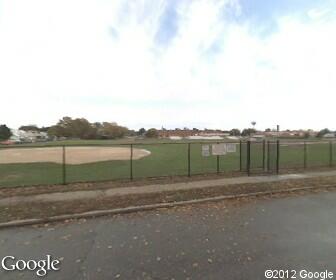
187,143,191,177
262,139,266,171
62,145,66,185
216,142,220,174
304,141,307,169
267,141,270,172
239,140,242,172
247,141,251,176
276,140,280,174
329,141,333,167
130,144,133,180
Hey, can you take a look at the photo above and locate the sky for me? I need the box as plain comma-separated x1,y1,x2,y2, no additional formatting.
0,0,336,131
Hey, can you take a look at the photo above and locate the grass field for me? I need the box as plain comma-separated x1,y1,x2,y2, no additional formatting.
0,139,335,187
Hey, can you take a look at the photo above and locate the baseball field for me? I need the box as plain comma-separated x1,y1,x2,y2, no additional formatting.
0,139,335,187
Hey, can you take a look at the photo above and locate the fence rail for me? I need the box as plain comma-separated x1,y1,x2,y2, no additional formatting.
0,140,335,187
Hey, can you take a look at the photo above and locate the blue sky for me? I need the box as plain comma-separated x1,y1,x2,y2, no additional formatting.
0,0,336,130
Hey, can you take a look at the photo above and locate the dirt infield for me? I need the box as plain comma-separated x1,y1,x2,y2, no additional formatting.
0,147,151,164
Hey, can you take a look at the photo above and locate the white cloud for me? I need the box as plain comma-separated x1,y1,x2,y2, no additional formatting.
0,0,335,130
307,8,331,20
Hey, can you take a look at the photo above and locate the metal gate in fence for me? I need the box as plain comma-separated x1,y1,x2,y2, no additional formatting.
241,140,279,175
266,140,279,174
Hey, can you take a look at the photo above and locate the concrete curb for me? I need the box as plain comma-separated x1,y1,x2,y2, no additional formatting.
0,184,335,229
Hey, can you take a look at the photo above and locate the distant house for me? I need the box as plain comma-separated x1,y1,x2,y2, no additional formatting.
24,131,48,142
323,133,335,138
10,129,49,143
9,129,26,143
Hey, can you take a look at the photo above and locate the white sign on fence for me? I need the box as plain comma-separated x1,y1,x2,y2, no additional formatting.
212,144,227,155
226,143,237,153
202,145,210,157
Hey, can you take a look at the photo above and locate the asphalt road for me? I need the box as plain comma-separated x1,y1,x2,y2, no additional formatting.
0,191,335,279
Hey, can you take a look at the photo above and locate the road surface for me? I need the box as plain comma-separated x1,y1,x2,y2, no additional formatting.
0,191,335,279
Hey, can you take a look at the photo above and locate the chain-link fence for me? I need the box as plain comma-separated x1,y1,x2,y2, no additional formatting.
0,140,335,187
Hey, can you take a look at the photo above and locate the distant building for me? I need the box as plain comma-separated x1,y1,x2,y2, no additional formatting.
198,130,230,137
323,133,335,138
9,129,49,143
187,135,223,140
169,136,183,140
158,129,229,139
226,136,240,140
264,130,317,138
158,129,196,138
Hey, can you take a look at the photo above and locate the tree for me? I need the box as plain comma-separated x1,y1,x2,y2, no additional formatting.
69,118,96,139
19,125,40,132
265,128,271,132
98,122,128,139
229,128,241,136
316,128,331,138
48,117,97,139
39,126,50,132
241,128,256,136
19,125,50,132
145,128,159,138
0,125,12,141
137,128,146,136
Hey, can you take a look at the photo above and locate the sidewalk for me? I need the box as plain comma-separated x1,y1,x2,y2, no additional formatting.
2,170,336,207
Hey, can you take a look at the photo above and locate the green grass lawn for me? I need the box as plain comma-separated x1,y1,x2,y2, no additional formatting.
0,140,335,187
279,142,334,168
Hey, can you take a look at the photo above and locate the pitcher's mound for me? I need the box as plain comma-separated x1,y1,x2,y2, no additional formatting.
0,146,151,164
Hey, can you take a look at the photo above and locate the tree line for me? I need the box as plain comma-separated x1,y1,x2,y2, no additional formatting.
40,117,158,139
0,117,159,141
47,117,132,139
0,119,335,141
